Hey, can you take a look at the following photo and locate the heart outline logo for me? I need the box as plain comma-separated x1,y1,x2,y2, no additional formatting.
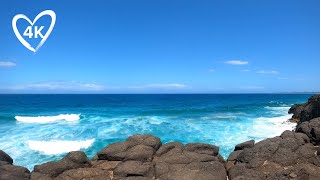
12,10,56,53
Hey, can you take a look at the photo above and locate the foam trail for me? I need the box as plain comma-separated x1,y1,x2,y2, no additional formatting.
15,114,80,123
28,139,95,155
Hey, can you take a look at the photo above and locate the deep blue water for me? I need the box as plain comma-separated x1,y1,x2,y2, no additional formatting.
0,94,312,170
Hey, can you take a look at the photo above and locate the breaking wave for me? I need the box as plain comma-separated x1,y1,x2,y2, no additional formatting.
15,114,80,123
28,139,95,155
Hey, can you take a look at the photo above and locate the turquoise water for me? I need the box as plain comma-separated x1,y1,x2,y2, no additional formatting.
0,94,311,170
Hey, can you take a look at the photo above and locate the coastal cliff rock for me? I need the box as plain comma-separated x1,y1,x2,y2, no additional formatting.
226,130,320,179
26,134,226,180
0,130,320,179
296,117,320,145
0,150,31,180
289,94,320,123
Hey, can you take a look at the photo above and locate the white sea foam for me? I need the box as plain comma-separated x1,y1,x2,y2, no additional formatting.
15,114,80,123
264,106,290,111
201,112,246,120
28,139,95,155
253,114,295,139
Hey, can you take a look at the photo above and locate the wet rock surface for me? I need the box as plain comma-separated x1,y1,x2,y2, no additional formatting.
289,94,320,123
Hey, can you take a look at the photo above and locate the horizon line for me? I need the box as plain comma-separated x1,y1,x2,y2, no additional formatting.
0,92,318,95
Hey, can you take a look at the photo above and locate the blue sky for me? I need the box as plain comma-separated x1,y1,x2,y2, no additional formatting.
0,0,319,93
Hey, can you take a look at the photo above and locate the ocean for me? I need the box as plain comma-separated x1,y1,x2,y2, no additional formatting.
0,94,312,170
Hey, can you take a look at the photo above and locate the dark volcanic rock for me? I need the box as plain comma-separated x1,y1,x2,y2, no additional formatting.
158,161,226,180
95,135,227,179
234,140,255,151
153,141,226,180
6,129,320,179
184,143,219,156
0,164,31,180
113,161,154,177
97,134,161,162
0,150,30,180
289,94,320,123
226,130,320,179
296,117,320,145
55,168,111,180
33,151,91,178
0,150,13,164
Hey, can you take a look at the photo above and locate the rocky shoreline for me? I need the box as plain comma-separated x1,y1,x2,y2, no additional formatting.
1,95,320,180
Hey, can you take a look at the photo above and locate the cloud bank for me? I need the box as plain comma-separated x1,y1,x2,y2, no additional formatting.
225,60,248,65
256,70,279,74
0,61,16,67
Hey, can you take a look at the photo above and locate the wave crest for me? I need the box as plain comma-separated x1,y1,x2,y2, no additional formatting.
15,114,80,123
28,139,95,155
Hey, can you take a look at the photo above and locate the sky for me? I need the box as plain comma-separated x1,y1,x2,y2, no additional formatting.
0,0,319,93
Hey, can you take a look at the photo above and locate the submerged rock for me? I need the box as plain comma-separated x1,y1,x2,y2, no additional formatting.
289,94,320,123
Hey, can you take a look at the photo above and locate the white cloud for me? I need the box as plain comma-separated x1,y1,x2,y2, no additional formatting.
256,70,279,74
225,60,248,65
240,86,265,89
0,61,16,67
130,83,187,89
242,70,250,72
209,69,215,72
278,77,289,80
8,81,105,91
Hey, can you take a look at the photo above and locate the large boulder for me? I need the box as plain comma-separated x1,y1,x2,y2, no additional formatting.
32,151,91,178
289,94,320,123
296,117,320,145
97,134,161,162
94,135,226,180
226,130,320,179
153,142,226,180
0,149,30,180
0,150,13,164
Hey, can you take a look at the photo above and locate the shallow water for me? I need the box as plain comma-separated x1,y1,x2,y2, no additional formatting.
0,94,311,170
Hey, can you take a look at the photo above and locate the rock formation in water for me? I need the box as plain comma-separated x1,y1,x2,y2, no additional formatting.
1,94,320,180
289,94,320,123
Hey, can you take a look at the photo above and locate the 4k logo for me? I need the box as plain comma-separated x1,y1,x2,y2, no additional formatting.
23,26,45,38
12,10,56,53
